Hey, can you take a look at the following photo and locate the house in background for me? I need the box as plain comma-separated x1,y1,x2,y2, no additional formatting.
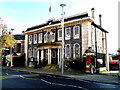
24,9,108,71
14,34,25,56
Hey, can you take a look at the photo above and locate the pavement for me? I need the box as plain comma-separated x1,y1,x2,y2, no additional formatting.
1,66,120,85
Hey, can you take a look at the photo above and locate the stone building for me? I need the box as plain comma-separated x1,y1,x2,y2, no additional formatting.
14,34,25,56
24,11,108,70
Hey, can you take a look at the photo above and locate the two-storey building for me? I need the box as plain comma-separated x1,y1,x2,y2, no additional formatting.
24,12,108,70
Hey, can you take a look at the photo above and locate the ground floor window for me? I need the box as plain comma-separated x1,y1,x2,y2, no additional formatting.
29,47,32,58
33,47,37,58
65,44,71,58
74,43,80,58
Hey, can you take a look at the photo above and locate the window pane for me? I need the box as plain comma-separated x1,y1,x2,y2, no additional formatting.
75,44,80,57
59,29,62,37
39,33,42,41
66,45,71,57
66,28,71,37
74,26,79,35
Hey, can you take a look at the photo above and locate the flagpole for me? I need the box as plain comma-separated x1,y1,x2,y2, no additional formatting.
49,5,52,20
60,4,66,75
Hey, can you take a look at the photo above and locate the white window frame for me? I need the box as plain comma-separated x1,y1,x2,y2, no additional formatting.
73,26,80,39
51,32,55,42
58,29,62,41
34,34,37,44
38,33,42,43
65,27,71,40
29,35,32,44
73,43,80,58
44,31,47,43
65,44,71,58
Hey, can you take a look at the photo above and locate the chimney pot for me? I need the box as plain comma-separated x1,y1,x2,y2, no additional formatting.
99,14,102,27
91,8,95,19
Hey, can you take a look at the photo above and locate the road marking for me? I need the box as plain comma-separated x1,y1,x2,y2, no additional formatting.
40,78,88,89
19,75,25,78
6,73,9,75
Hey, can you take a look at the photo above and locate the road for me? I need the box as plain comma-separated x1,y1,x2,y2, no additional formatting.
1,69,120,89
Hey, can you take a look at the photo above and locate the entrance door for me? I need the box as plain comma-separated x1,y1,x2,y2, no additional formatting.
44,49,48,60
51,49,58,64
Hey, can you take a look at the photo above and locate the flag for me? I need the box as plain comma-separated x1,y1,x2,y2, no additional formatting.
49,5,51,12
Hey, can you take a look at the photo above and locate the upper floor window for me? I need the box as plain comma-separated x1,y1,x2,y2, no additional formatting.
47,32,51,42
73,26,80,39
38,33,42,43
29,35,32,44
74,43,80,58
51,32,55,42
44,32,47,43
58,29,62,41
34,34,37,44
65,44,71,58
65,27,71,40
44,30,55,43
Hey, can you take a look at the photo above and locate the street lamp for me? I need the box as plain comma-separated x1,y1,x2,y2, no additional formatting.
10,29,14,67
60,4,66,75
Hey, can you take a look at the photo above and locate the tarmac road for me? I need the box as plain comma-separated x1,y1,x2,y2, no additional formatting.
1,69,120,89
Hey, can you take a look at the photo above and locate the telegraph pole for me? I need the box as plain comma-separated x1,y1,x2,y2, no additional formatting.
60,4,66,75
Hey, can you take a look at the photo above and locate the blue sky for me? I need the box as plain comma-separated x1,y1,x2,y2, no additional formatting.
0,0,119,53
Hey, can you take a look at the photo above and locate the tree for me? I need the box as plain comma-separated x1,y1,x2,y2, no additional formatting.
1,31,16,48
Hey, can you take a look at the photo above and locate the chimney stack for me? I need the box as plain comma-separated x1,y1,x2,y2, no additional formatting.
99,14,102,27
91,8,95,19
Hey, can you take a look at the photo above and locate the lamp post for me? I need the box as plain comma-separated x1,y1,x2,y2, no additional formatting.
10,29,14,67
60,4,66,75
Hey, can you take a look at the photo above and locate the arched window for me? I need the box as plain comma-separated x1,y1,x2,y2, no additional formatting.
44,32,47,43
29,35,32,44
33,47,37,58
34,34,37,44
38,33,42,43
65,44,71,58
74,43,80,58
47,32,51,42
29,47,32,58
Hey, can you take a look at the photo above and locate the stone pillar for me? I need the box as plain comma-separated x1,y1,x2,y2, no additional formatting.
58,49,60,65
25,35,28,66
48,48,51,64
37,50,39,64
41,49,44,62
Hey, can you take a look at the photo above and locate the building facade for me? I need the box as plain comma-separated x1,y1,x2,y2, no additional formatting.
24,12,108,69
14,34,25,56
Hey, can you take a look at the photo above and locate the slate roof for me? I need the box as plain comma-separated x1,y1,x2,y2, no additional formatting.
91,22,109,33
26,13,88,31
14,34,25,40
25,12,108,33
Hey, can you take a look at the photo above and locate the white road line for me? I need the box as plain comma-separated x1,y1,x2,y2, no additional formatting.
19,75,25,78
40,78,88,89
6,73,8,75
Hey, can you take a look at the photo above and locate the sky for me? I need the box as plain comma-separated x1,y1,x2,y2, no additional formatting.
0,0,119,54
